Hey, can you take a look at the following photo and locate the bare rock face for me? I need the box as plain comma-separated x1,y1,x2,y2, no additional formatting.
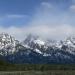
0,33,19,55
0,33,75,64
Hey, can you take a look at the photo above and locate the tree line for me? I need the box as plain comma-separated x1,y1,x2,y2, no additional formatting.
0,60,75,71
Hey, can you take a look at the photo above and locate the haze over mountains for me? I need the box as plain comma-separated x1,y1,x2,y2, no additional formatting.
0,32,75,64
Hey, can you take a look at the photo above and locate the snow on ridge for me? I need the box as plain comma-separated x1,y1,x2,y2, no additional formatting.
34,48,42,54
34,39,45,45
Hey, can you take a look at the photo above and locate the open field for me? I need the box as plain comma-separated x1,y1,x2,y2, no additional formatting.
0,60,75,75
0,71,75,75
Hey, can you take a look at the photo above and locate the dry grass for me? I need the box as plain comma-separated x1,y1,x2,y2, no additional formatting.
0,70,75,75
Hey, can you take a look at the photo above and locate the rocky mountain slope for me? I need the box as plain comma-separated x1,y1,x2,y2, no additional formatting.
0,33,75,64
0,33,19,56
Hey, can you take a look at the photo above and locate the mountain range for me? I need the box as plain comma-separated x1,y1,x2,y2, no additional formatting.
0,33,75,64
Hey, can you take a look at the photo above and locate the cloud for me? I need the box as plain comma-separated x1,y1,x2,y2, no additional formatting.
0,1,74,41
29,2,55,27
1,1,73,41
70,5,75,12
0,14,28,21
7,14,27,18
0,24,74,41
41,2,52,9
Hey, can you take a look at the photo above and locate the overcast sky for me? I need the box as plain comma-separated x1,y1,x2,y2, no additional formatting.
0,0,75,41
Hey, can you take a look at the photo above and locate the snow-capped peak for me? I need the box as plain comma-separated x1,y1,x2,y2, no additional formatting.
63,36,75,47
0,33,19,55
22,34,45,47
23,34,38,44
34,39,45,45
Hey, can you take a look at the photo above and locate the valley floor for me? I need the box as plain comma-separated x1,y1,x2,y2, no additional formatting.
0,70,75,75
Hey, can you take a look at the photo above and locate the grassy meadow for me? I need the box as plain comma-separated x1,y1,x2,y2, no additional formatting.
0,60,75,75
0,71,75,75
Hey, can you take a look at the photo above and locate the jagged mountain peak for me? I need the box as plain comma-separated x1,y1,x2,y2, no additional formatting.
25,34,39,41
0,33,75,64
23,34,45,46
0,32,14,41
65,36,75,44
0,32,19,55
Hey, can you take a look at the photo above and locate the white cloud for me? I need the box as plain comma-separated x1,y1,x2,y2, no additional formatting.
1,2,73,41
0,1,74,41
6,14,27,18
70,5,75,12
0,24,74,41
41,2,52,9
0,14,27,20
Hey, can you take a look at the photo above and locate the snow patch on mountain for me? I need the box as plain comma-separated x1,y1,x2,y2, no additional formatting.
0,33,19,55
34,48,42,54
0,33,75,62
34,39,45,45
